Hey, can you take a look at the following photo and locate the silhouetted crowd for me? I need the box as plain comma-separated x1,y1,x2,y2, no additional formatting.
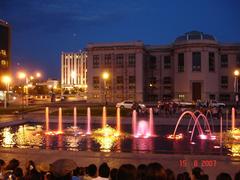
0,158,239,180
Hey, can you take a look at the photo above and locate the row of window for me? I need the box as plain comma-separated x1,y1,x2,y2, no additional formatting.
93,54,136,68
93,76,136,84
150,53,240,72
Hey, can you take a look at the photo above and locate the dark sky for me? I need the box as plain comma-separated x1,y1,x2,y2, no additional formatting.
1,0,240,79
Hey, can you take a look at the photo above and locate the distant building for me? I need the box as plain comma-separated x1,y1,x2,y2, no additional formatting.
61,51,87,92
0,19,11,89
86,31,240,103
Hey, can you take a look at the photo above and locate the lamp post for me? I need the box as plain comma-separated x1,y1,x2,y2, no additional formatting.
234,70,239,107
102,72,110,106
2,75,11,108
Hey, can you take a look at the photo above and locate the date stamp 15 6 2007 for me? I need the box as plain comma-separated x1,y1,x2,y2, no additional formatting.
179,159,217,168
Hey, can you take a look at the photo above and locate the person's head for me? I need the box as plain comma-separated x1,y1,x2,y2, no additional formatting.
199,174,208,180
78,167,85,176
145,162,166,180
165,169,175,180
5,159,20,171
87,164,97,177
235,171,240,180
117,164,137,180
0,159,5,171
137,164,147,180
110,168,118,180
216,173,232,180
26,160,36,172
73,167,80,176
192,167,203,180
99,163,110,178
14,167,23,178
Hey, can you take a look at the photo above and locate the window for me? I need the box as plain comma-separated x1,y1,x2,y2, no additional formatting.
192,52,201,71
104,54,111,66
116,54,123,68
163,77,171,84
219,94,230,101
178,53,184,72
209,52,215,72
221,55,228,68
128,54,136,67
149,77,157,84
236,54,240,68
221,76,228,89
164,56,171,69
117,76,123,84
129,76,135,84
0,50,6,56
93,55,99,68
150,56,156,69
1,60,6,66
93,76,99,89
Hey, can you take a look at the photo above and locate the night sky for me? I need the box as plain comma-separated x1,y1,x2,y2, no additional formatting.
1,0,240,79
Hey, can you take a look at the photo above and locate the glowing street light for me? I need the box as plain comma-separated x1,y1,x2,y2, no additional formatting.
36,72,41,78
18,72,26,79
102,71,110,106
2,75,11,108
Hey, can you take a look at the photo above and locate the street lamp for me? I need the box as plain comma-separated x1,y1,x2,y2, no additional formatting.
102,71,110,106
18,71,28,106
2,75,11,108
234,70,239,106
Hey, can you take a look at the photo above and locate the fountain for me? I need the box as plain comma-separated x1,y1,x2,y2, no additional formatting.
73,106,77,128
132,110,137,137
232,107,236,130
116,107,121,134
149,108,154,136
45,107,49,132
102,106,107,128
57,107,63,134
86,107,91,134
132,108,155,138
168,110,214,142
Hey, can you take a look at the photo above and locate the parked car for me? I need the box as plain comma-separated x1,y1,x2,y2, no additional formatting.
116,100,146,110
210,100,226,108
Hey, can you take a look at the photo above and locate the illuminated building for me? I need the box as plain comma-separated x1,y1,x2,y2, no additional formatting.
0,19,10,89
87,31,240,103
61,51,87,91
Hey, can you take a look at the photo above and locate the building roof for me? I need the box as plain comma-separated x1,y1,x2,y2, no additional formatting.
175,31,216,43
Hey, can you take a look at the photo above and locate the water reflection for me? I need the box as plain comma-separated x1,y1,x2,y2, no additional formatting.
65,135,83,151
1,127,15,147
132,137,153,152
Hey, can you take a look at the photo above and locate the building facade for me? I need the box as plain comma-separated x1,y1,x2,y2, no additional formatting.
86,31,240,103
61,51,87,92
87,42,147,103
0,20,10,89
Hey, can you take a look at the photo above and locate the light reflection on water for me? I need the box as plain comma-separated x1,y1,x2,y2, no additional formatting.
0,124,238,157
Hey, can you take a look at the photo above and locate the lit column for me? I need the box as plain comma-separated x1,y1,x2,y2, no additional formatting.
2,75,11,108
102,72,110,106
